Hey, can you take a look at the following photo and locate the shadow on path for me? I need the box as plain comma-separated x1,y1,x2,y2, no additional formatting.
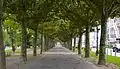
7,46,99,69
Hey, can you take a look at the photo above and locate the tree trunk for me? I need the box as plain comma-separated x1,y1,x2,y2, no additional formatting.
44,36,46,51
33,29,37,56
51,41,54,48
96,26,99,56
85,25,90,58
11,39,16,53
73,37,76,52
48,38,50,49
21,22,27,62
64,42,67,48
0,0,6,68
67,41,69,49
45,36,48,51
69,39,72,50
67,40,71,50
66,42,68,48
49,39,52,49
42,35,45,52
44,35,48,51
49,39,51,49
98,8,107,65
52,40,54,48
78,32,82,54
63,42,66,47
40,34,43,54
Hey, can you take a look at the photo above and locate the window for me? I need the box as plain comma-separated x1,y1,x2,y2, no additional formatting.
110,34,116,38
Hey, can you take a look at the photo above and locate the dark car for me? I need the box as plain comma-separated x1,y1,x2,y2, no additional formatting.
112,47,120,52
92,46,96,48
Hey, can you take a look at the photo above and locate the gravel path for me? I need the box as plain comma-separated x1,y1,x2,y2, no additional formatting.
7,46,99,69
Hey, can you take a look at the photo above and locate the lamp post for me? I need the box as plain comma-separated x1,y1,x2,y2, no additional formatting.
96,26,100,56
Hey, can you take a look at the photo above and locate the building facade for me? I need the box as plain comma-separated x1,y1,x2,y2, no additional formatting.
72,18,120,48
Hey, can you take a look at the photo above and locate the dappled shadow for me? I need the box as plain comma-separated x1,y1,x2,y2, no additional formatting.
7,46,99,69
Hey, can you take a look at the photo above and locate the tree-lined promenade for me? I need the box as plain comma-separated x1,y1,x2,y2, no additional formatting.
0,0,120,69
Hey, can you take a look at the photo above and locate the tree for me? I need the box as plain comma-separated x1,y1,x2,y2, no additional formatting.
58,0,99,57
40,34,43,54
4,0,55,61
82,0,120,65
21,22,27,62
4,17,19,53
78,31,83,54
73,37,76,52
33,29,38,56
4,0,30,62
0,0,6,69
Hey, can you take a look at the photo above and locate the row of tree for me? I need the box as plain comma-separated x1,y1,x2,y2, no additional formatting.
54,0,120,65
0,0,120,69
0,0,57,69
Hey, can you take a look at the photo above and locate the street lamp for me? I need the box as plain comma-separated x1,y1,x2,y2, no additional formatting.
96,26,100,56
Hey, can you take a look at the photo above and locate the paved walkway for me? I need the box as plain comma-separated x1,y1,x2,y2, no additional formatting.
6,48,40,66
7,46,99,69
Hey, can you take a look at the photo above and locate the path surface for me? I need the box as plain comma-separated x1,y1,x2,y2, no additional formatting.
6,48,40,66
7,46,99,69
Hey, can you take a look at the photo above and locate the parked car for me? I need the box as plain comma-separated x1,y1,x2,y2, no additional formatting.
92,46,96,48
112,44,120,52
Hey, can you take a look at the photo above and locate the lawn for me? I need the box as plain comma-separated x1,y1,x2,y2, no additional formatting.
90,51,120,67
106,55,120,67
74,47,120,67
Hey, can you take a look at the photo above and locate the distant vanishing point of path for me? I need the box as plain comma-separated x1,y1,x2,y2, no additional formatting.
7,45,100,69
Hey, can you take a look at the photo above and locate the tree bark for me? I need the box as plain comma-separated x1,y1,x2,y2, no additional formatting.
52,41,54,48
98,8,107,65
0,0,6,68
44,36,47,51
85,25,90,58
11,39,16,53
67,41,69,49
63,42,66,47
33,29,37,56
49,39,52,48
64,42,67,48
67,40,72,50
66,42,68,48
48,38,50,49
44,35,48,51
73,37,76,52
42,35,45,52
40,34,43,54
78,32,82,54
21,22,27,62
69,39,72,50
96,26,99,56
